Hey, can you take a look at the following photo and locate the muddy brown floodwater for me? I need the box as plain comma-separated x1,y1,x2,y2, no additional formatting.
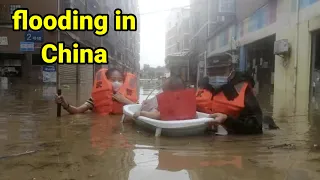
0,82,320,180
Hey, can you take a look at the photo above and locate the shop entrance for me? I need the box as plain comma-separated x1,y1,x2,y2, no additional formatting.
310,30,320,110
245,35,276,112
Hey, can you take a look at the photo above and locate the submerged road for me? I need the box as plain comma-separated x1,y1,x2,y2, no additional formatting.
0,82,320,180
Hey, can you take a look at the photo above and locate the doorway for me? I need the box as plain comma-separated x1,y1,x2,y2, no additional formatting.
245,35,276,112
310,30,320,110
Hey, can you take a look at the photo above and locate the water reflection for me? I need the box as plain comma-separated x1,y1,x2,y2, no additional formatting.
0,83,319,179
129,148,191,180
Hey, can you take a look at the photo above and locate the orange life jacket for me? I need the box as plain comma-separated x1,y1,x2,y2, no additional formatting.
92,68,113,115
196,82,249,118
195,89,213,114
157,88,197,120
91,68,138,115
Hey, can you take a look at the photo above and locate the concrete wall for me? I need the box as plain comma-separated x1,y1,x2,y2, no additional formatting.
274,0,320,116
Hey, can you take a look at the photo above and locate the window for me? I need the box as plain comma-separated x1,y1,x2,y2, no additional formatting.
218,0,235,13
10,4,21,14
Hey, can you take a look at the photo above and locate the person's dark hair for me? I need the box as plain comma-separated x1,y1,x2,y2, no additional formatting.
105,68,124,78
165,75,186,91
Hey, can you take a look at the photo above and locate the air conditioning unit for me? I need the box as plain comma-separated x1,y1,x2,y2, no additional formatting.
274,39,289,55
217,16,225,22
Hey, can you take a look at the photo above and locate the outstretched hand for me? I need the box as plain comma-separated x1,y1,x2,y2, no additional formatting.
209,113,228,125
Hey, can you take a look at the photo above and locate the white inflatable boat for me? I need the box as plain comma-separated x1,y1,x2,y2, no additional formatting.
122,104,228,137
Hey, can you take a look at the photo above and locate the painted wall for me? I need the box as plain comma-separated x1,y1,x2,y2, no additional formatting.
291,0,319,11
240,0,277,37
208,0,277,54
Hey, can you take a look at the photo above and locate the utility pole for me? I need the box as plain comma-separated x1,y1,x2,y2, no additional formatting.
56,0,61,117
204,0,210,77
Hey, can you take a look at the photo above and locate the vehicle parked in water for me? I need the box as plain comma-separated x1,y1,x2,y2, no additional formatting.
0,67,19,77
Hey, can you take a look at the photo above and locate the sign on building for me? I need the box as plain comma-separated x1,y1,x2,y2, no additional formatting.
34,43,42,49
20,42,34,52
42,65,56,83
0,36,8,45
25,30,44,42
218,0,235,13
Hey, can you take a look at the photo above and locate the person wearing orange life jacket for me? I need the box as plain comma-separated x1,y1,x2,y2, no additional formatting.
55,68,137,115
133,76,197,120
196,67,265,135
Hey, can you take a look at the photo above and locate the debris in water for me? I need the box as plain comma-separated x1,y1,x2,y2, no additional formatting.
268,143,296,149
248,158,258,164
0,150,39,160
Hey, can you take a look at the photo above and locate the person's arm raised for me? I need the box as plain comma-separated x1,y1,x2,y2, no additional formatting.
55,94,91,114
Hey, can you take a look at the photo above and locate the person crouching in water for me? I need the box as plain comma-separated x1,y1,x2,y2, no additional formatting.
196,65,278,135
55,68,137,115
133,76,195,120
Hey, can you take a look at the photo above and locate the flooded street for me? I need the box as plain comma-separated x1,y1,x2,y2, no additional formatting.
0,82,320,180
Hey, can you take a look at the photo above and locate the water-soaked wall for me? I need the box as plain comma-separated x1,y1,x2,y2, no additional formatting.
274,0,320,117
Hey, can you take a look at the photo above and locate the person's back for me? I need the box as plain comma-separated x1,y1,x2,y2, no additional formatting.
140,76,185,112
135,76,196,120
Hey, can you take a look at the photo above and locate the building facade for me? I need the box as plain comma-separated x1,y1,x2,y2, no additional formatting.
165,8,190,56
0,0,140,87
189,0,209,82
204,0,320,116
165,7,191,82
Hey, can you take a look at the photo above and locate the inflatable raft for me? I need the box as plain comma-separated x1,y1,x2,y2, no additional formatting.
122,104,228,137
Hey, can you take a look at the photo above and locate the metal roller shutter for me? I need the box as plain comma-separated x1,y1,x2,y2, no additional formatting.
79,64,93,84
79,64,94,98
59,64,77,84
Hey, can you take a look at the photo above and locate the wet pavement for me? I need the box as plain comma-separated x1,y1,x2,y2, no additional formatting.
0,82,320,180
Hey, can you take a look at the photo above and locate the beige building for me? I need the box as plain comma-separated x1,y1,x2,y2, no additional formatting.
205,0,320,117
